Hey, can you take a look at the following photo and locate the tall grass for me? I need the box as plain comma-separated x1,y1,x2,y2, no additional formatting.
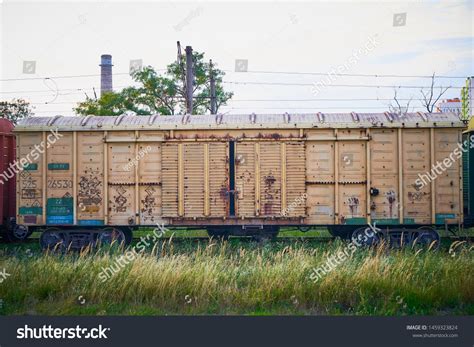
0,239,472,315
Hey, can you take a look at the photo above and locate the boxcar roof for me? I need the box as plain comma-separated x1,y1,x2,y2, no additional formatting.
14,112,466,131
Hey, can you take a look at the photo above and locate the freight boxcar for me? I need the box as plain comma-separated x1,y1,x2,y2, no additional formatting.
463,118,474,226
0,118,28,241
13,112,467,249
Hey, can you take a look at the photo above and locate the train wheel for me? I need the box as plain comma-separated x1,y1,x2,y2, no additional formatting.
327,226,354,240
412,227,440,250
351,226,380,247
40,228,67,252
2,224,31,242
97,227,127,247
207,227,229,240
252,227,279,242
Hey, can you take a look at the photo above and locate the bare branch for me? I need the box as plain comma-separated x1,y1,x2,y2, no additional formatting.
420,72,449,113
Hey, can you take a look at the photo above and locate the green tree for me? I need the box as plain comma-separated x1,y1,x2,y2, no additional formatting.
0,99,33,124
75,51,233,116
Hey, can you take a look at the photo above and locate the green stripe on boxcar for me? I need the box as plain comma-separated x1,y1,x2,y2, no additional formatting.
23,163,38,171
48,163,70,170
371,218,399,225
344,217,367,225
19,206,42,215
435,214,456,225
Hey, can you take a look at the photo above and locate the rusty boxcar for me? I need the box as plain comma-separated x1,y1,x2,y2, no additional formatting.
13,112,467,249
0,118,27,242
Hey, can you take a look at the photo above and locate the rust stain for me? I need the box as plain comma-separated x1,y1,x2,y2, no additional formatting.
264,175,276,186
347,196,359,217
140,185,156,222
408,191,425,202
262,172,277,215
386,190,396,217
219,186,228,199
264,203,273,215
256,133,282,140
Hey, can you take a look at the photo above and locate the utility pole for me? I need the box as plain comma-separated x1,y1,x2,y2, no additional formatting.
210,59,217,114
185,46,194,114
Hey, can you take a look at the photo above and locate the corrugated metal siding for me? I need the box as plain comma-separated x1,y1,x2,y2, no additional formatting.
183,143,205,217
285,142,306,217
209,142,228,217
260,143,281,216
161,143,179,217
235,142,256,217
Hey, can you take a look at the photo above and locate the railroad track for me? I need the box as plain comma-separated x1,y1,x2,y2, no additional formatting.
1,236,473,245
0,236,335,245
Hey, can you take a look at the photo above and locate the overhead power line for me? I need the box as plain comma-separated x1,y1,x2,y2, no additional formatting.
0,70,167,82
228,70,468,79
221,106,428,110
223,81,464,89
229,98,428,102
1,69,467,83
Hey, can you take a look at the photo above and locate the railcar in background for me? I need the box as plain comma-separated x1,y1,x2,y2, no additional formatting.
0,118,30,241
11,112,471,249
463,118,474,227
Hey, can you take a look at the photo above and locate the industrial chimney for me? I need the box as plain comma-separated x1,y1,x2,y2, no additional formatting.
100,54,113,96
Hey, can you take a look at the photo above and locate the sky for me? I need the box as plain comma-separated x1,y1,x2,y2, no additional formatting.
1,0,473,116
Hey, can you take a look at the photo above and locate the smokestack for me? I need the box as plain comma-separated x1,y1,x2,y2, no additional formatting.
100,54,113,96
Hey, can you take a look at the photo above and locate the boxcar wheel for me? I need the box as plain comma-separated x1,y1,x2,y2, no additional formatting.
327,226,354,240
351,226,379,247
252,227,279,242
412,227,440,250
40,228,67,252
207,227,229,240
2,224,31,242
97,227,128,247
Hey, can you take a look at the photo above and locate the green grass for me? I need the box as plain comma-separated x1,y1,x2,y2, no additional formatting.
0,238,472,316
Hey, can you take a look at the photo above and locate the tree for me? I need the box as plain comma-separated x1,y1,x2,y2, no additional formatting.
420,73,450,113
388,87,413,116
75,50,233,116
0,99,33,124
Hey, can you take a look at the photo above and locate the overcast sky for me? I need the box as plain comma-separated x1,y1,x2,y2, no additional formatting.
1,0,473,116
